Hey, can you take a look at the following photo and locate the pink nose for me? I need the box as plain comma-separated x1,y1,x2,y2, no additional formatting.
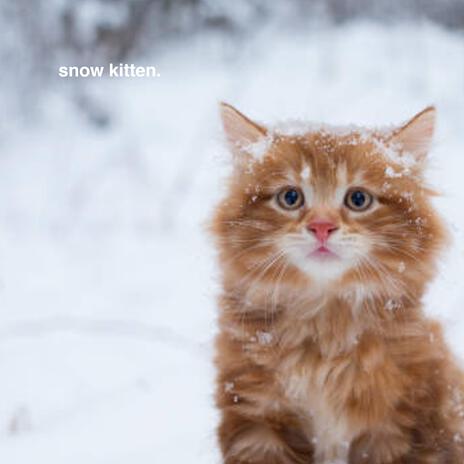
307,221,339,243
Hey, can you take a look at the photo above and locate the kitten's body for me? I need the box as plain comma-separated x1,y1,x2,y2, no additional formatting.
212,104,464,464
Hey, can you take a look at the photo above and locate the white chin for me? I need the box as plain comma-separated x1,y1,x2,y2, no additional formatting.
292,255,351,282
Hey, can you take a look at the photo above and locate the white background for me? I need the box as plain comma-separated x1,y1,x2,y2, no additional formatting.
0,19,463,464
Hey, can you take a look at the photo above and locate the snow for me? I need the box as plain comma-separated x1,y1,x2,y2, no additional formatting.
224,382,234,393
245,135,274,162
256,330,273,345
272,120,373,138
0,20,463,464
385,166,404,178
374,138,419,169
385,299,401,311
272,119,422,171
301,165,311,181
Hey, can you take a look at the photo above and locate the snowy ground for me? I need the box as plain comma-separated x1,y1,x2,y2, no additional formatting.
0,21,463,463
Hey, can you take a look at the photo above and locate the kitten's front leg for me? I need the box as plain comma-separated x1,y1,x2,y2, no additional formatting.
348,427,410,464
350,426,464,464
218,410,314,464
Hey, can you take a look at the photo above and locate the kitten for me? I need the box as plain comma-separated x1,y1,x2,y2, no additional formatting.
211,103,464,464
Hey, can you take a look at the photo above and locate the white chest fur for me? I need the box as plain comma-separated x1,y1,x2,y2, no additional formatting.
280,365,357,464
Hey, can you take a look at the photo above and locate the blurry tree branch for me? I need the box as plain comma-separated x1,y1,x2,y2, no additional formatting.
2,0,464,124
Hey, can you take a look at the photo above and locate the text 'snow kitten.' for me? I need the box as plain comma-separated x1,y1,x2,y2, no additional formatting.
211,103,464,464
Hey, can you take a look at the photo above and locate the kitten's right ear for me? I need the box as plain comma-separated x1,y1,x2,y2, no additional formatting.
388,106,436,162
219,102,267,159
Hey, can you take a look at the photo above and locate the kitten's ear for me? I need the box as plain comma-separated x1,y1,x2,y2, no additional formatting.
389,106,436,162
219,102,267,158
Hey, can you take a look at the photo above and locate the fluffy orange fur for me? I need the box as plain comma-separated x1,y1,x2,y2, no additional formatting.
211,103,464,464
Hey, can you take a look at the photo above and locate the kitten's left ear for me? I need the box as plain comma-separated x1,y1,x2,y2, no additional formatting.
389,106,436,161
219,102,267,159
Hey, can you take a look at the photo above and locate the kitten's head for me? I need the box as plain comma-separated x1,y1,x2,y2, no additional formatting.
212,103,447,308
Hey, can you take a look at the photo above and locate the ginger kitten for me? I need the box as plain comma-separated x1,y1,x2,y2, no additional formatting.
211,103,464,464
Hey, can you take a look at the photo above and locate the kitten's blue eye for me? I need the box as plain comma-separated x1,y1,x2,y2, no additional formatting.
285,190,299,205
277,187,304,210
344,188,374,212
351,191,366,207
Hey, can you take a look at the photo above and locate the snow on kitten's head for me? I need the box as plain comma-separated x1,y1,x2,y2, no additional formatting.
212,103,446,309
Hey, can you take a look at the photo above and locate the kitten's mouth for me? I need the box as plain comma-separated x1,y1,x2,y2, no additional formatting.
308,246,339,260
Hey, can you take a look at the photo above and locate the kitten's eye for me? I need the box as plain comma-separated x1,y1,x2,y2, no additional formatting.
344,188,373,212
276,187,304,210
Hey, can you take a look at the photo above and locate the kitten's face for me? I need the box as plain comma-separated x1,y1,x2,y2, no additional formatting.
213,105,446,304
